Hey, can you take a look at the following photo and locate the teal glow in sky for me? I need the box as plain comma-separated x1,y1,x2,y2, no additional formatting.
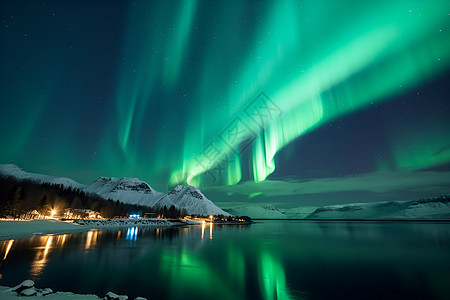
1,0,449,205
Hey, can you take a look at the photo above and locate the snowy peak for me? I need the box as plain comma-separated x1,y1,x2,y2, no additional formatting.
93,176,112,183
411,196,450,206
0,164,84,189
186,187,206,200
306,195,450,219
0,164,24,174
84,177,171,209
263,205,282,212
114,179,153,193
169,185,205,200
157,185,229,216
84,176,165,208
94,177,153,193
226,196,450,220
169,185,185,195
225,205,288,219
87,177,155,195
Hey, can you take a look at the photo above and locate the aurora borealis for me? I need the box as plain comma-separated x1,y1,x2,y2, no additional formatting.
1,0,449,206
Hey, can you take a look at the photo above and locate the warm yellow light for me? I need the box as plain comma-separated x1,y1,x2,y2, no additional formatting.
51,210,56,217
209,221,213,240
201,220,205,239
3,240,14,260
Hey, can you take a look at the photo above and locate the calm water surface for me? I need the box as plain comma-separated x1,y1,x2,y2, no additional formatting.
1,221,450,300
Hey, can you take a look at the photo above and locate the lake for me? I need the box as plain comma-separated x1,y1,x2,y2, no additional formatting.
1,220,450,300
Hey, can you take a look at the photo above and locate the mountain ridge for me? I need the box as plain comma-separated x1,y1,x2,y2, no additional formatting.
0,164,229,216
3,164,448,219
225,196,450,219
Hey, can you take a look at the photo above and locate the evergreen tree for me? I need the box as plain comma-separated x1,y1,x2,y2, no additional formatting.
38,195,50,217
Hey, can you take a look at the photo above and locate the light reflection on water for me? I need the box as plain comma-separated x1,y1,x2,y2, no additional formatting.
85,229,100,250
30,236,53,279
0,221,450,300
200,221,213,240
2,240,13,260
210,222,213,240
56,234,67,247
126,227,138,241
201,220,205,239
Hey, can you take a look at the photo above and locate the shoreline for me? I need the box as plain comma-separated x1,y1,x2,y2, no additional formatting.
0,218,185,241
0,280,142,299
0,285,100,300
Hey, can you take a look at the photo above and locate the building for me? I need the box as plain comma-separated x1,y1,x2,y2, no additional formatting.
64,208,101,219
144,212,157,218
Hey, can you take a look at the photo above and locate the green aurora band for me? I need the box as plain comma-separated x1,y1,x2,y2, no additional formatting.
162,1,450,187
1,1,449,192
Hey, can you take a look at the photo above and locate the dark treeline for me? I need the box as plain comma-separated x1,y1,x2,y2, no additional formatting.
0,175,156,219
153,205,187,219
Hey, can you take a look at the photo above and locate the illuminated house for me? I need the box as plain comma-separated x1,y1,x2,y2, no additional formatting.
64,208,101,219
21,209,41,220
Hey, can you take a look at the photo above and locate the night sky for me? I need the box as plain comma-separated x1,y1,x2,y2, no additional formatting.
1,0,449,207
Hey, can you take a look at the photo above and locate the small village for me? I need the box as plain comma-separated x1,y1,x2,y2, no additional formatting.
1,206,252,226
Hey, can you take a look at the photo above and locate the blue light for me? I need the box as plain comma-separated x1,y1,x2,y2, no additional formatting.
126,227,138,240
129,214,140,219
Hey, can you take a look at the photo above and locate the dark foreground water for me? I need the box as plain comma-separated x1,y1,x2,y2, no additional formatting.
1,221,450,300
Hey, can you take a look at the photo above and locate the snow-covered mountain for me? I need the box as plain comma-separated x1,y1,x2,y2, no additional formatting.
0,164,84,189
283,206,319,219
154,185,230,216
225,205,288,219
3,164,448,219
0,164,228,216
84,176,165,207
306,196,450,219
226,196,450,219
